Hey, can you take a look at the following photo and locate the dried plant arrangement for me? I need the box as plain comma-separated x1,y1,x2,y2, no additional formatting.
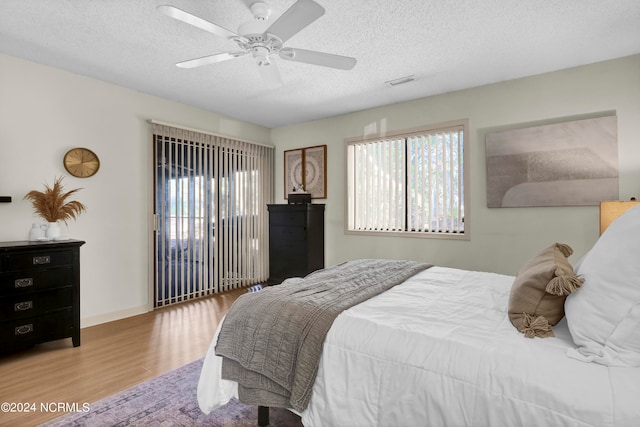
24,176,87,224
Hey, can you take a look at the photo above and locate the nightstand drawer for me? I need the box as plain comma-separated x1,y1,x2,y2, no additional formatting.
0,266,73,295
0,288,73,321
2,249,74,272
0,308,74,348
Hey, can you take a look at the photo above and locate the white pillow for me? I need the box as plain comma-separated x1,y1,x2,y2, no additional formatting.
565,204,640,366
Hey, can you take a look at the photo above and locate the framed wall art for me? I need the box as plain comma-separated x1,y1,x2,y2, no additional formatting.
284,145,327,199
485,115,618,207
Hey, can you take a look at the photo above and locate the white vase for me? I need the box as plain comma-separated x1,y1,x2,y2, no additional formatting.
29,223,48,240
46,221,61,239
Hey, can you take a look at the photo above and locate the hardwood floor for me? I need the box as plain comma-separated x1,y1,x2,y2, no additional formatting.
0,287,247,426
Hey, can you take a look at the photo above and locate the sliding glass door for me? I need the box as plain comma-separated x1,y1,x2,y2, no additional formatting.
152,124,273,307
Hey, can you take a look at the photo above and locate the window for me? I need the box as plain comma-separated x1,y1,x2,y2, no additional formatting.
346,119,468,239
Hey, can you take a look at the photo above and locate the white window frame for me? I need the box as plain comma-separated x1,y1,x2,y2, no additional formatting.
345,119,470,240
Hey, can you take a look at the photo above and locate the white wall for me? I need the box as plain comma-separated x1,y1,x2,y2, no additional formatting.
2,53,638,326
271,55,640,275
0,54,271,326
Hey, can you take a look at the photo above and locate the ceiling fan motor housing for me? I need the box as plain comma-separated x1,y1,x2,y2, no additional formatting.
235,2,285,66
232,33,283,66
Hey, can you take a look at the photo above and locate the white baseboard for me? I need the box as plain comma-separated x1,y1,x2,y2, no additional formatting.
81,304,151,328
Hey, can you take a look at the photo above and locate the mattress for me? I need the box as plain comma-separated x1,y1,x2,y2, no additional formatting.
198,266,640,426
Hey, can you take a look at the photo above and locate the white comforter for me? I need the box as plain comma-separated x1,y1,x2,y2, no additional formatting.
198,266,640,427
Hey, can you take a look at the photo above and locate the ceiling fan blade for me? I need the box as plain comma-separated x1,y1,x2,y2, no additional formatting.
279,48,356,70
157,5,239,39
177,51,246,69
258,62,284,87
265,0,325,43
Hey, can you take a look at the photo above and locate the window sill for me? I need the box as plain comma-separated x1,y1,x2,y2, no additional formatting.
344,229,470,241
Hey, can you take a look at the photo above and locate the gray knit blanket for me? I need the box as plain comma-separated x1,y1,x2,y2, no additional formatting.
215,259,432,412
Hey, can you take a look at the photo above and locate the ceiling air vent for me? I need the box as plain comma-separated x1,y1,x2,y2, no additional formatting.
385,75,415,87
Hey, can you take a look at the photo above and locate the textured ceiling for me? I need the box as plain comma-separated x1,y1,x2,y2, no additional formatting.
1,0,639,128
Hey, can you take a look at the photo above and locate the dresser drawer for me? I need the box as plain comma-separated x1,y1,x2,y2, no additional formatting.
1,249,74,272
270,225,307,241
271,243,306,262
0,288,73,321
0,266,73,295
269,253,308,282
0,308,74,349
269,211,306,226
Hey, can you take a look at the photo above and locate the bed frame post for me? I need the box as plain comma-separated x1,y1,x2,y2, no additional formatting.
258,405,269,426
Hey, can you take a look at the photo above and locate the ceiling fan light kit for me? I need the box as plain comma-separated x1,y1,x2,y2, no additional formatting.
158,0,356,80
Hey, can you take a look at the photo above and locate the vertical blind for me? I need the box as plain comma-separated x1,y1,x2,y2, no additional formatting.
351,138,406,231
347,123,465,235
152,123,274,307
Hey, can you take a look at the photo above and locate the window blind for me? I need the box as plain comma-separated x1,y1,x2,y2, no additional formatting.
347,122,466,236
152,123,274,307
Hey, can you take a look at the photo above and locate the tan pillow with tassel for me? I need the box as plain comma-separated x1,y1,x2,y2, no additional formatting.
508,243,584,338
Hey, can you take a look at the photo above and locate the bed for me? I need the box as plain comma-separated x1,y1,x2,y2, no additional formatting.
197,206,640,427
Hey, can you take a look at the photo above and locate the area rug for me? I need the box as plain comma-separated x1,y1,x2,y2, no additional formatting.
40,358,303,426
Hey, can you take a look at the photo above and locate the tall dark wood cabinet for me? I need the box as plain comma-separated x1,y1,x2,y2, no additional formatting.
268,204,324,285
0,239,84,353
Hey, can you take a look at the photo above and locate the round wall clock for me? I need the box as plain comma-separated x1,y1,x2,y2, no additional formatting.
63,147,100,178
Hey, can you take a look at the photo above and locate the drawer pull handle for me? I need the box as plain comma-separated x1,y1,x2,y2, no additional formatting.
33,255,51,265
15,324,33,335
15,301,33,311
15,278,34,288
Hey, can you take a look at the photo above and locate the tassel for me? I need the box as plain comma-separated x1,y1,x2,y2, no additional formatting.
521,313,554,338
546,272,585,296
556,243,573,258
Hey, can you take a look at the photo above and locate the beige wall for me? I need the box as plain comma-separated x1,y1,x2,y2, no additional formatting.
271,55,640,275
0,54,271,326
1,53,638,326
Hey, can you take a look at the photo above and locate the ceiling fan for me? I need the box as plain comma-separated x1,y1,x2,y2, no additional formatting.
158,0,357,83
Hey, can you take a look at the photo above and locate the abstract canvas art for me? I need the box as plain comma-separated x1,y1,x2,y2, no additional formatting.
485,115,618,207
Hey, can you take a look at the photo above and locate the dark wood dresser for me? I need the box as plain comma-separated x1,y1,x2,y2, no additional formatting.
267,204,324,285
0,239,84,353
